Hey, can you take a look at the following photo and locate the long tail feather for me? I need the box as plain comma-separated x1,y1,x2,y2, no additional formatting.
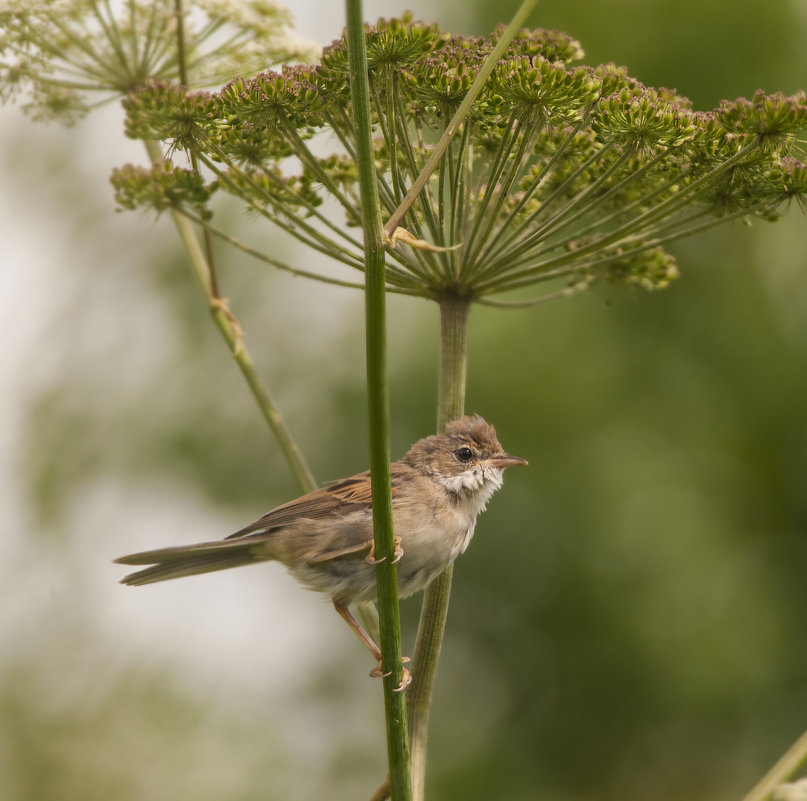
115,539,264,586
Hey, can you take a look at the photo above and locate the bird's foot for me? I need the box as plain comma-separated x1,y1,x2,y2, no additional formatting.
365,536,403,565
370,656,412,691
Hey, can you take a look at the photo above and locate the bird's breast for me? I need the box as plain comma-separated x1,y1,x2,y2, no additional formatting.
391,500,476,598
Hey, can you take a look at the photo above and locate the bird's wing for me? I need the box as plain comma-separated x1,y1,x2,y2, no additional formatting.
228,463,414,539
226,470,374,538
115,463,418,584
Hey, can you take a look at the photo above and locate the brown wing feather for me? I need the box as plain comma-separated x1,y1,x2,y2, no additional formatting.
226,464,410,539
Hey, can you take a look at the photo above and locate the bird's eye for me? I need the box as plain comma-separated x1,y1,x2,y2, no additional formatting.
455,446,474,462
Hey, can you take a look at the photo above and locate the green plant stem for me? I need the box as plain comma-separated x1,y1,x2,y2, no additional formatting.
435,296,471,429
372,4,537,793
741,730,807,801
345,3,411,801
143,142,317,496
407,294,471,801
365,295,471,801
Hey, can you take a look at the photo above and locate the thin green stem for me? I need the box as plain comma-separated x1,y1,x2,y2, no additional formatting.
741,730,807,801
283,124,360,214
131,0,163,78
449,125,473,276
383,0,541,239
461,113,524,272
472,130,615,277
173,0,189,86
174,211,368,289
345,4,411,801
483,110,591,259
197,149,366,259
476,145,630,282
143,139,316,495
477,197,768,295
89,1,128,75
173,0,219,297
476,278,593,306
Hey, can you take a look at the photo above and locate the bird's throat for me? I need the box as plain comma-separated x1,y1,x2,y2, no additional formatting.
438,465,504,516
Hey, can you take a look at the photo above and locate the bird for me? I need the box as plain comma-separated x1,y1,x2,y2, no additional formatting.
115,414,526,680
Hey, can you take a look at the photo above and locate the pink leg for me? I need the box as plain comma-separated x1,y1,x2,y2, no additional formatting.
332,601,411,690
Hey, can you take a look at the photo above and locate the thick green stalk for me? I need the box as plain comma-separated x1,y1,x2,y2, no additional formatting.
435,296,471,429
741,730,807,801
143,141,317,495
407,295,471,801
345,3,411,800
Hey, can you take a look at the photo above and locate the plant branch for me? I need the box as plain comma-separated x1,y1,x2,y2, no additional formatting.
172,209,370,289
143,138,317,495
741,729,807,801
345,3,412,800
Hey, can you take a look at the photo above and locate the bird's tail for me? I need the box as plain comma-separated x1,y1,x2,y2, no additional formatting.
115,538,263,586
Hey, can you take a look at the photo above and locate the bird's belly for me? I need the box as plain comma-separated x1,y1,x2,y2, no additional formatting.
291,559,379,603
283,511,475,604
393,517,475,599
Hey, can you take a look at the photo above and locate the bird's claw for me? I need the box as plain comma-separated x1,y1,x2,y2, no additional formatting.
391,538,403,564
365,536,404,565
394,667,412,692
370,656,412,691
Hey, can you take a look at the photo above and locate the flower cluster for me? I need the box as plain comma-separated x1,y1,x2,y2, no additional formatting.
0,0,318,122
67,14,807,302
112,160,217,217
112,15,807,303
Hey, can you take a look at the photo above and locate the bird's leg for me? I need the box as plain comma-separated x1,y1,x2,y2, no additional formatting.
332,601,411,690
333,600,381,661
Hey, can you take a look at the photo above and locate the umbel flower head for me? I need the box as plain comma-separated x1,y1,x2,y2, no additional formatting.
0,0,318,122
112,15,807,305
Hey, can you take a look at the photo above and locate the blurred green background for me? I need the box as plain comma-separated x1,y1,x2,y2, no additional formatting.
1,1,805,800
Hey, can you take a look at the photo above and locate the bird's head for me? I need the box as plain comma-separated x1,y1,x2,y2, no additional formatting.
404,414,527,511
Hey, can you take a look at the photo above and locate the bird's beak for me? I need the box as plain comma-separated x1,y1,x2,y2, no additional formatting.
488,453,528,469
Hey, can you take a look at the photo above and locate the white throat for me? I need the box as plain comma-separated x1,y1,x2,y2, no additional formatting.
438,464,505,517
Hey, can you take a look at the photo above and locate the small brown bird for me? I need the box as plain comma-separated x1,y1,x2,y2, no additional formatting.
116,415,526,678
